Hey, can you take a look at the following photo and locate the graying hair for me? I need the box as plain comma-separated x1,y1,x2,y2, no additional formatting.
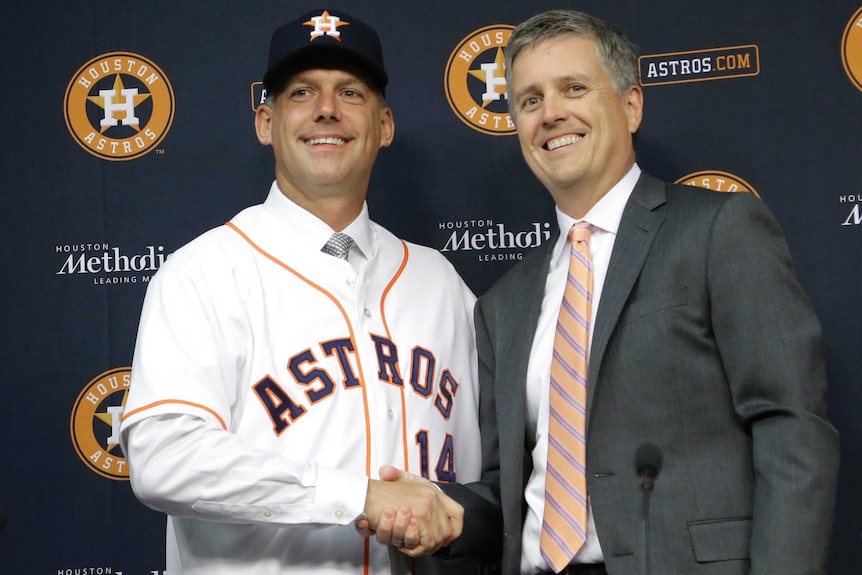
504,10,639,105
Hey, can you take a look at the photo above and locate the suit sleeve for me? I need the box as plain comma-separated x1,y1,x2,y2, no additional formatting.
438,297,504,560
709,193,839,573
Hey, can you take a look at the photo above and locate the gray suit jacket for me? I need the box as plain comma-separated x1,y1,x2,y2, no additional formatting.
443,172,839,575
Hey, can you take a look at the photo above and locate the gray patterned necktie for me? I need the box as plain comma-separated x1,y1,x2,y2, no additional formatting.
321,232,354,261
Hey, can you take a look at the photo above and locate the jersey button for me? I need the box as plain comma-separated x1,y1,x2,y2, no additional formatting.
364,308,372,317
347,277,357,287
387,408,394,419
263,509,273,518
335,508,345,520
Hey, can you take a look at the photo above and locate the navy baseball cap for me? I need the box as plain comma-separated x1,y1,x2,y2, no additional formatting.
264,9,388,96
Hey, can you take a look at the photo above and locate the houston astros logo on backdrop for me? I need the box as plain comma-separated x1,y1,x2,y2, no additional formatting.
304,10,348,40
445,25,515,135
64,52,175,161
841,6,862,92
70,367,131,480
676,170,760,197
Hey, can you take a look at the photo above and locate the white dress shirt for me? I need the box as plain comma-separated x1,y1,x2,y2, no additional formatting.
521,164,641,574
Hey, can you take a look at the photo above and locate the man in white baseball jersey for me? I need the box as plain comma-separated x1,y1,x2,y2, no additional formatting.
119,8,480,575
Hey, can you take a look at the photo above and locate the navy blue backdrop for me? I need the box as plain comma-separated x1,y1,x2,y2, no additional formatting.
1,1,860,573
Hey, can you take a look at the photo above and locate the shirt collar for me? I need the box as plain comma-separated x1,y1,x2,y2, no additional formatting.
340,205,373,260
554,163,641,248
262,181,374,259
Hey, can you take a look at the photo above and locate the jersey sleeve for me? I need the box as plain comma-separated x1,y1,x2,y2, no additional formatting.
120,249,368,526
123,414,367,526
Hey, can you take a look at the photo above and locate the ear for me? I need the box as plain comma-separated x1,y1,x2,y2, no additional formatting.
379,105,395,148
255,103,273,146
624,85,644,134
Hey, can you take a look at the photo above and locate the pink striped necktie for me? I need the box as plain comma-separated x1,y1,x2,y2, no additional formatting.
540,222,594,573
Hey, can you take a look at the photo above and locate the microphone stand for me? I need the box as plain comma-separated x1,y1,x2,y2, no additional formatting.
639,475,654,575
635,443,661,575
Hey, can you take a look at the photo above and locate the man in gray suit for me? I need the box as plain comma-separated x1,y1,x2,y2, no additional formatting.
366,8,840,575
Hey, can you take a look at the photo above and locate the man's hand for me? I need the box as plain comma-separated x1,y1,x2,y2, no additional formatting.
359,465,464,557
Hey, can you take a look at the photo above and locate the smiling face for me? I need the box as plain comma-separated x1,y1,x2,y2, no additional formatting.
255,67,394,217
509,34,642,217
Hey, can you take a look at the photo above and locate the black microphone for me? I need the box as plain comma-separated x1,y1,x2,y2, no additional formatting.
636,443,662,490
635,444,662,575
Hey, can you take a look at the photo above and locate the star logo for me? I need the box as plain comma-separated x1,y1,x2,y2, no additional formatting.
676,170,760,197
444,25,515,136
304,10,349,42
70,368,132,480
468,47,507,107
841,7,862,93
86,74,151,131
64,52,175,161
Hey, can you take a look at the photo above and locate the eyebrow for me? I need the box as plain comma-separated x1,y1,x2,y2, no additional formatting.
511,83,539,105
288,71,371,89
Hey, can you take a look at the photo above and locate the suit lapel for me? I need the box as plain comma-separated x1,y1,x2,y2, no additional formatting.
586,173,667,419
496,233,557,493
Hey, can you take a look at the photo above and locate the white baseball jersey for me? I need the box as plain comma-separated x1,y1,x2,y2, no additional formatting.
120,183,481,575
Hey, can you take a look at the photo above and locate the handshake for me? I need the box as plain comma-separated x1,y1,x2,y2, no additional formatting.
359,465,463,557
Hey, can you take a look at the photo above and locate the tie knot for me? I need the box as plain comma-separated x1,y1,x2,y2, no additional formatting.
321,232,354,261
570,222,593,245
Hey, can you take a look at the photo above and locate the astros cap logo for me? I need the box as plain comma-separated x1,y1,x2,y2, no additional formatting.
64,52,175,161
676,170,760,197
842,7,862,92
304,10,348,41
445,25,515,136
70,367,131,480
